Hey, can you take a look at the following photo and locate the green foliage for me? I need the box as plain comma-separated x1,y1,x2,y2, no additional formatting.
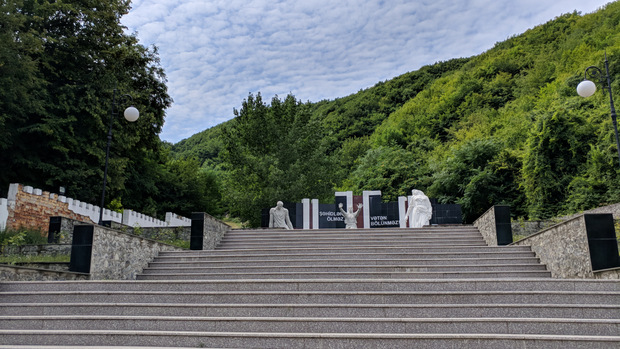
428,139,524,222
222,93,337,226
108,198,124,213
522,105,596,219
0,228,47,246
0,254,70,264
346,146,427,201
0,0,221,219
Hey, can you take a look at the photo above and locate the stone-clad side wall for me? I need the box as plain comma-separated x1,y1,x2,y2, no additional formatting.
1,244,71,256
202,213,230,250
473,206,498,246
512,216,593,278
90,225,183,280
0,264,88,281
560,203,620,221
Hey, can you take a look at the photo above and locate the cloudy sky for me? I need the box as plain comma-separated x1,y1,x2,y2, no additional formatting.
121,0,611,143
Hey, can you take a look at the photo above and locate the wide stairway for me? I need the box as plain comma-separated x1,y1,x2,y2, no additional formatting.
1,226,619,348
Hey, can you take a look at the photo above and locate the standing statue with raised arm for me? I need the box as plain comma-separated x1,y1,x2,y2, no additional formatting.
404,189,432,228
338,202,363,229
269,201,294,230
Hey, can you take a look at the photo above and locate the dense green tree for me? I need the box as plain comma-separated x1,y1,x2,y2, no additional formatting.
427,139,523,222
222,93,336,225
522,105,596,219
0,0,174,214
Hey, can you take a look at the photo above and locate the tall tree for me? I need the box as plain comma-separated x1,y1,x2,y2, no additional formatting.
0,0,171,209
222,93,336,226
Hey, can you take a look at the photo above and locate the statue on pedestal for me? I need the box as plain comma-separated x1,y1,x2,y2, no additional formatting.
338,203,363,229
269,201,293,230
404,189,432,228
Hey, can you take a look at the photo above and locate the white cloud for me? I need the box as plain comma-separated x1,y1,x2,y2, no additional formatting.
121,0,611,143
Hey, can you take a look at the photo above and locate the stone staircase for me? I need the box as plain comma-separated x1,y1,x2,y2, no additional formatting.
1,225,619,348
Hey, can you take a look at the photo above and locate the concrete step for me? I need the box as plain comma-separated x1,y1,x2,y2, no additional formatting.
139,264,549,275
136,270,552,280
217,240,488,249
159,245,535,256
147,257,543,268
216,241,489,249
153,251,537,262
218,235,486,243
228,227,481,235
1,330,618,348
3,302,618,319
220,233,484,242
3,289,615,305
2,279,617,293
2,315,619,336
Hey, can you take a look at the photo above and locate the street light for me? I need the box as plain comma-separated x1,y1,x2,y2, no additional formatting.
577,52,620,168
98,88,139,225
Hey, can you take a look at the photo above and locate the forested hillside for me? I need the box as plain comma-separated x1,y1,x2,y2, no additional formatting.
173,2,620,225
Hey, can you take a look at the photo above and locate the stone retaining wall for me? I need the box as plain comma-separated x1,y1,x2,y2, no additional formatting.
511,215,593,278
0,264,88,281
511,220,556,239
0,244,71,256
89,225,184,280
473,206,498,246
202,213,230,250
61,217,190,245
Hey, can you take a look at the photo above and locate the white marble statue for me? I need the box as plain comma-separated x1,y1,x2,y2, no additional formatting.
404,189,432,228
338,203,363,229
269,201,293,230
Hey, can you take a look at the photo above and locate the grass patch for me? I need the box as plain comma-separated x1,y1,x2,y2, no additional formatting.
162,239,190,249
222,216,248,229
0,254,70,264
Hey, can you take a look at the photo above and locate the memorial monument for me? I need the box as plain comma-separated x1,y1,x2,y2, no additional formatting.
269,201,294,230
405,189,432,228
338,202,363,229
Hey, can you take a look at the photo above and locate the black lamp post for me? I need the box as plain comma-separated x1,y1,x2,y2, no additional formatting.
98,88,139,225
577,52,620,167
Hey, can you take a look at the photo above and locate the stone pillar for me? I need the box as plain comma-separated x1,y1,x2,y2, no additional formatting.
473,205,513,246
362,190,381,229
495,205,513,245
69,224,94,274
190,213,204,250
311,199,319,229
584,214,620,271
302,198,310,230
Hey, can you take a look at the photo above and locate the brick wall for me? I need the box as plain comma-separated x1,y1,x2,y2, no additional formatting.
6,184,94,233
2,183,191,234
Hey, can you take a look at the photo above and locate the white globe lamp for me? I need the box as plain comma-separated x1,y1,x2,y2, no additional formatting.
124,106,140,122
576,80,596,98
